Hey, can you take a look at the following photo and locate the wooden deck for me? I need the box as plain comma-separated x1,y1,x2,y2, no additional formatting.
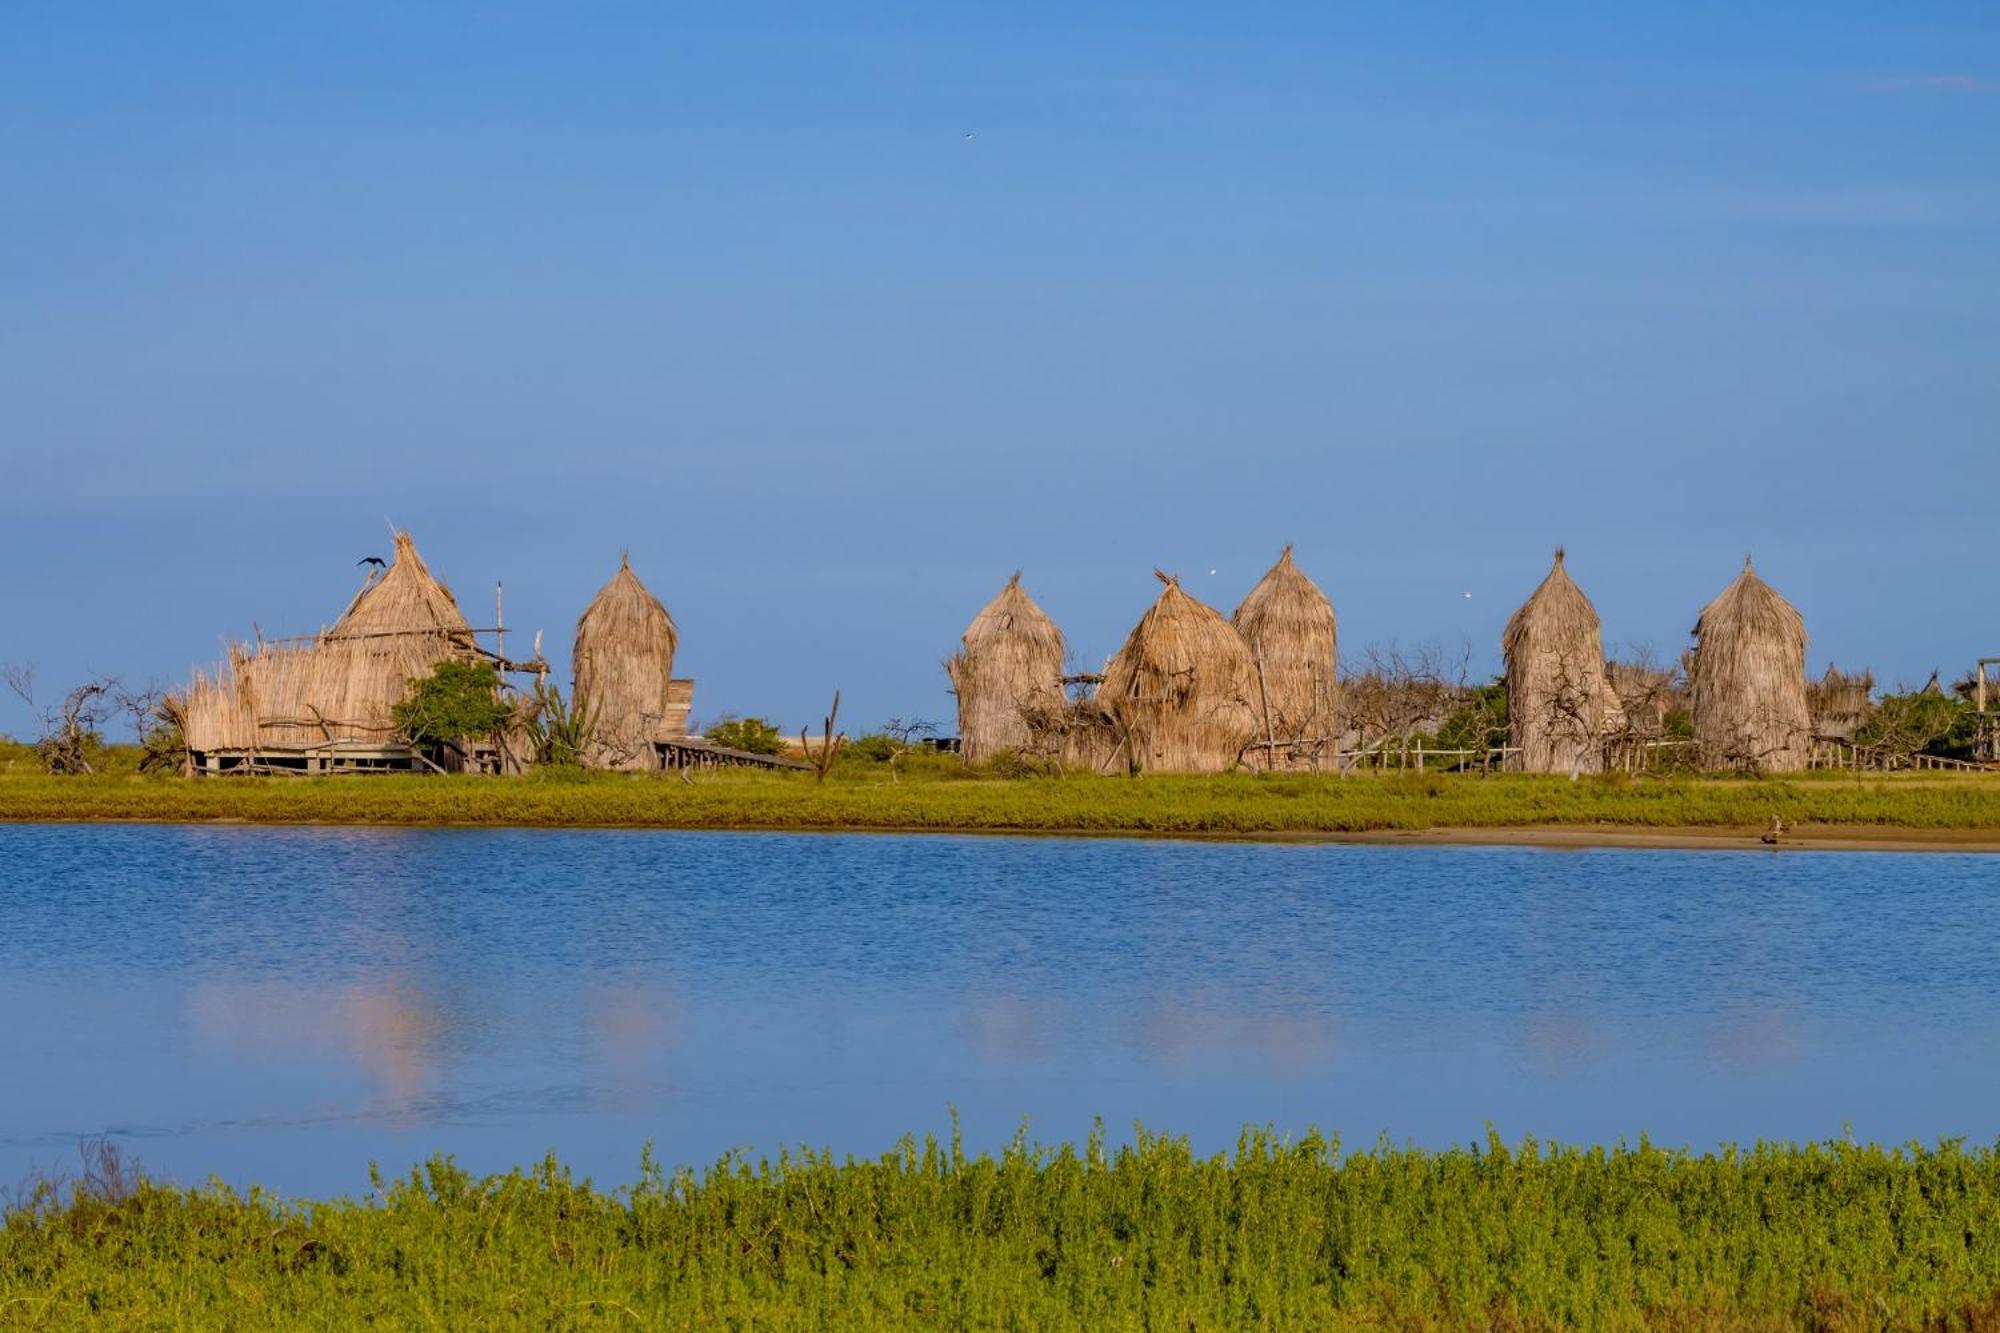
656,738,812,772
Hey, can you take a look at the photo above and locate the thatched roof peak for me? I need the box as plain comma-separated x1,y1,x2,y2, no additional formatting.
1695,559,1802,643
1504,548,1601,655
332,531,471,640
582,558,676,636
963,572,1058,646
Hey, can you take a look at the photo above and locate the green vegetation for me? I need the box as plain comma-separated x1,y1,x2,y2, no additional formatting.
1857,689,1987,764
390,661,513,749
524,679,599,768
8,1129,2000,1328
705,714,786,755
2,763,1999,838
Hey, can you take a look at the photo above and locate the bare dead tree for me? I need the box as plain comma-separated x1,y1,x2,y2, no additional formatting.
876,715,937,782
1339,641,1476,768
798,690,846,783
4,663,117,775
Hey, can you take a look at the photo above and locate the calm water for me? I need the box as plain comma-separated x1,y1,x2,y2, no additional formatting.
1,825,1996,1196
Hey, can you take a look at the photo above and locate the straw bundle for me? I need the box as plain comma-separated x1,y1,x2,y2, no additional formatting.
1806,665,1874,741
181,532,479,754
1232,545,1337,769
1689,557,1811,772
574,556,680,770
1502,549,1624,773
1097,571,1259,774
945,573,1067,764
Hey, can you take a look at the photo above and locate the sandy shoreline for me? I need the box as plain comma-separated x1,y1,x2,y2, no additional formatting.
1311,825,2000,853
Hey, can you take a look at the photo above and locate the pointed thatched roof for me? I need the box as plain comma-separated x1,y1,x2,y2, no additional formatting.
1097,571,1259,774
1502,548,1623,773
946,572,1066,765
330,531,474,644
181,531,482,754
574,555,680,769
1232,545,1338,768
1690,556,1810,771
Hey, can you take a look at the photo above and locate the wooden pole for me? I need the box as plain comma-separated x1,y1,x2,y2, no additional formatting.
1254,657,1276,772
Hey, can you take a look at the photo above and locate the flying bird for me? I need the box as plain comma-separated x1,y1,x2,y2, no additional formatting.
358,556,387,571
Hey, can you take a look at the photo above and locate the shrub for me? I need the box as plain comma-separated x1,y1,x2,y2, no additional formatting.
526,681,598,768
392,661,514,749
706,715,785,755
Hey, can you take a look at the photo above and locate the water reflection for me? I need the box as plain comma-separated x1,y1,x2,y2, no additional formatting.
1,825,1997,1195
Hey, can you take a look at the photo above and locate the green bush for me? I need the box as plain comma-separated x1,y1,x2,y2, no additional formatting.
1858,690,1980,762
706,715,785,755
391,661,514,748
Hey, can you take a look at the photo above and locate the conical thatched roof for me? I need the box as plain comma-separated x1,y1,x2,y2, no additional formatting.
1097,571,1259,774
574,555,680,770
182,532,482,754
1232,545,1338,769
946,572,1066,765
1690,556,1810,771
1502,548,1624,773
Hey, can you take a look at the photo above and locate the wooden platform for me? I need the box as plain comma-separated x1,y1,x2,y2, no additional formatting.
656,738,811,772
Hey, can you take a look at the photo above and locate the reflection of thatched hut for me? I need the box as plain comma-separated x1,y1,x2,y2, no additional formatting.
1806,665,1874,741
574,556,688,770
182,532,487,771
945,573,1066,765
1690,557,1811,772
1502,549,1624,773
1232,545,1337,770
1097,571,1259,774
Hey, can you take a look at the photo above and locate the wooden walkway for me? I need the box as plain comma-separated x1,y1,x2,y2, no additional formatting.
656,738,812,772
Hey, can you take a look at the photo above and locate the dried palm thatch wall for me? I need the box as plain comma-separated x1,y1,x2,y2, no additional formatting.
1690,557,1811,772
1502,549,1624,773
1807,665,1875,741
945,573,1066,765
181,532,479,755
1097,571,1258,774
1232,545,1337,770
573,556,682,770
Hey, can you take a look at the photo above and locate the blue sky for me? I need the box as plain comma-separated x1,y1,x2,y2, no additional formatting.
2,1,1995,737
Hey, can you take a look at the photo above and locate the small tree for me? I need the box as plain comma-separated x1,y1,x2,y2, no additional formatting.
706,715,785,755
392,661,514,757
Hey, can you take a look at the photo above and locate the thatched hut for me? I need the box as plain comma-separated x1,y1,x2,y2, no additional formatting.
1806,665,1874,741
1689,557,1811,772
1096,571,1259,774
573,556,688,770
1232,545,1338,770
945,573,1067,765
181,532,487,770
1502,549,1624,773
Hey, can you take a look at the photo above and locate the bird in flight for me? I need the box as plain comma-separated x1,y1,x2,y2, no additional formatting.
358,556,387,571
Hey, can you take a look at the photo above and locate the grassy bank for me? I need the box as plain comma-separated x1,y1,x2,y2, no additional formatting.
3,762,2000,838
7,1131,2000,1329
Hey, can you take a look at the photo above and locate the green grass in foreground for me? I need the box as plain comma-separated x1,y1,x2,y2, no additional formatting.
2,760,2000,836
8,1131,2000,1330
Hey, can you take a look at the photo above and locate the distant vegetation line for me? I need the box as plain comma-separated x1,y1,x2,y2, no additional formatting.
8,1130,2000,1328
3,752,1999,834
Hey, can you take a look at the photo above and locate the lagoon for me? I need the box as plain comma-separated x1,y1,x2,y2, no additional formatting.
1,825,1995,1197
